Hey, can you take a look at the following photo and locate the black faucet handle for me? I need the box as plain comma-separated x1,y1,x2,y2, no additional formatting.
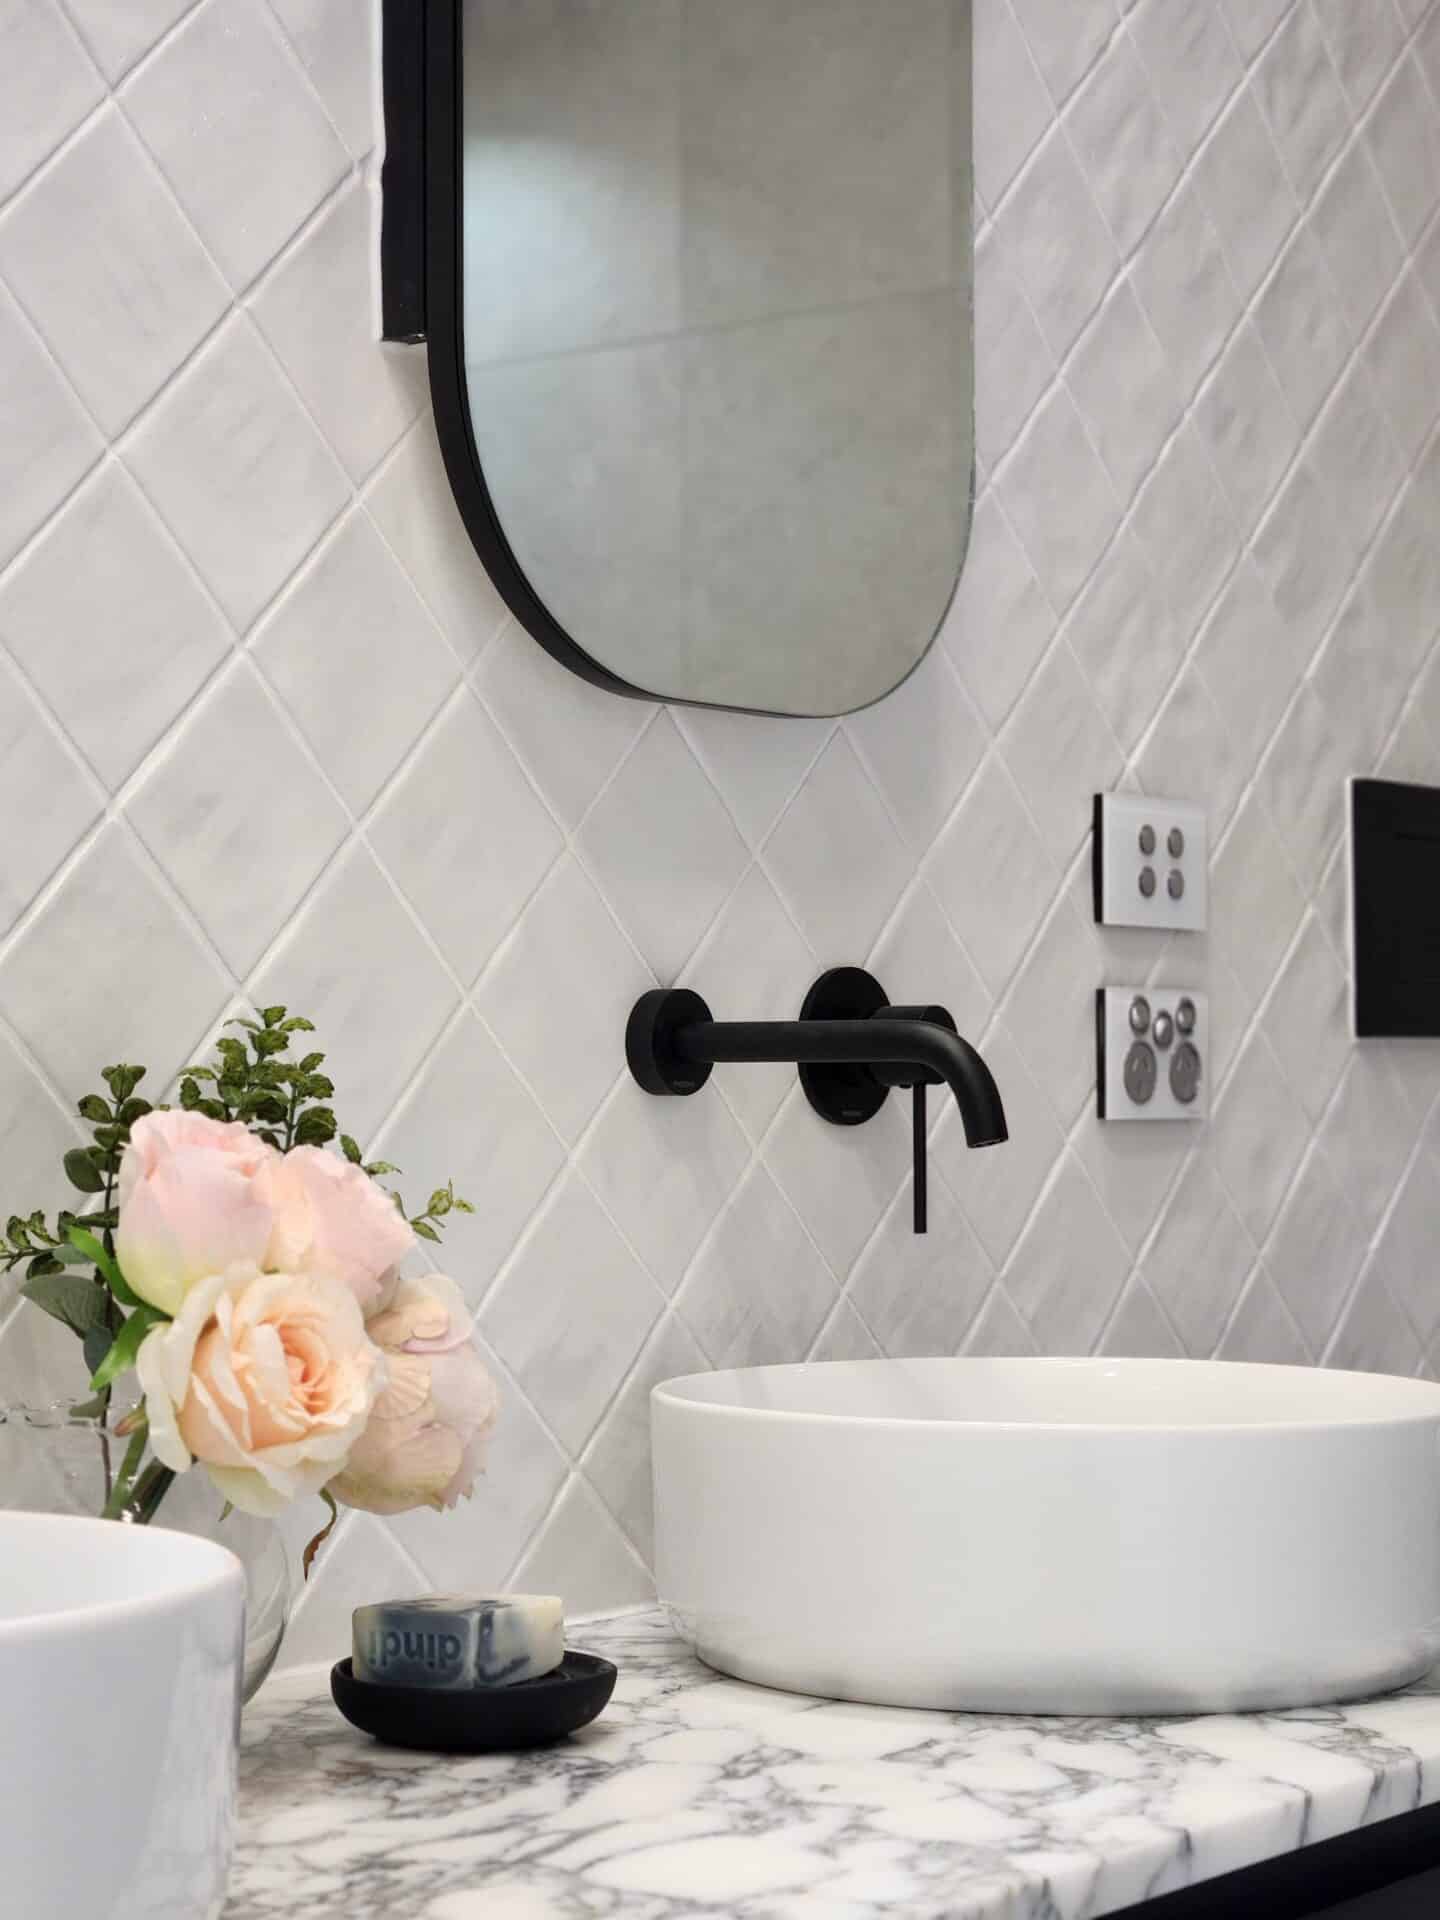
870,1004,958,1088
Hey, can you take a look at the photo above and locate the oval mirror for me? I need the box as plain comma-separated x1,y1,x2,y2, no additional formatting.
413,0,974,717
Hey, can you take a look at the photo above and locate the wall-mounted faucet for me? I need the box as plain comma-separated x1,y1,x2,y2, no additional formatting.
626,967,1007,1234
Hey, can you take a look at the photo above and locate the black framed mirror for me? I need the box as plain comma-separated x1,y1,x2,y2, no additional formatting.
390,1,975,718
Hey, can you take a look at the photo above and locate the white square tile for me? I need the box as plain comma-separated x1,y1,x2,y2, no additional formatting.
510,1475,653,1613
1318,1052,1422,1236
941,492,1058,729
1063,527,1183,753
1254,681,1348,898
962,1282,1040,1356
1099,1277,1184,1357
1145,1152,1255,1354
0,0,102,200
1003,1152,1130,1351
372,1011,565,1304
971,0,1053,209
0,106,227,435
1129,0,1242,155
1071,1105,1188,1258
252,181,427,481
1008,0,1117,105
123,0,348,291
1192,87,1296,304
579,713,748,982
0,824,226,1100
1326,1267,1423,1376
0,463,229,789
846,647,985,852
1367,54,1440,245
1001,888,1102,1127
366,422,512,662
1192,322,1298,529
761,732,909,965
999,640,1123,858
1313,0,1406,110
1128,421,1238,645
476,621,651,835
0,286,101,569
1250,457,1352,634
0,661,99,936
370,689,562,984
268,0,377,156
927,755,1057,997
678,1163,839,1365
1131,178,1236,399
62,0,192,82
1191,558,1304,776
1253,224,1354,429
1265,1146,1369,1354
1262,916,1351,1128
124,317,348,630
684,865,817,1143
1217,1265,1309,1364
583,1312,708,1563
579,1074,750,1295
1307,363,1404,557
1216,0,1291,63
1253,5,1350,200
127,661,347,973
870,881,993,1048
993,127,1117,361
250,842,459,1139
1363,271,1440,465
474,854,651,1145
481,1173,663,1455
763,1085,911,1279
1212,1032,1311,1245
1065,281,1177,503
1310,137,1405,334
1064,27,1182,254
1134,663,1245,836
254,509,459,813
971,227,1056,472
675,706,832,852
995,384,1119,615
849,1175,992,1356
1210,788,1305,1006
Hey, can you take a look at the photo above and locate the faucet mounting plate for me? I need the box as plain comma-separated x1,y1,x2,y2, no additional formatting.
798,968,890,1126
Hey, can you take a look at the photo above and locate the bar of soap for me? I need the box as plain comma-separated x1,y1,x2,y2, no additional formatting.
353,1594,565,1690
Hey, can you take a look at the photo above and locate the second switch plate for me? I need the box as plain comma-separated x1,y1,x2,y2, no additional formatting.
1093,794,1207,932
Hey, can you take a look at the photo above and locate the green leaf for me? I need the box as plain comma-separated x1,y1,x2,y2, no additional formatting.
66,1226,141,1308
452,1198,475,1215
340,1134,363,1166
294,1107,336,1146
364,1161,400,1179
301,1073,334,1100
83,1326,112,1377
260,1006,288,1028
179,1078,201,1111
116,1097,152,1127
181,1064,218,1083
298,1052,325,1074
101,1065,145,1103
280,1016,316,1035
77,1094,111,1124
428,1188,453,1217
252,1029,291,1057
21,1270,110,1337
302,1488,339,1581
412,1218,441,1243
228,1018,264,1035
5,1217,32,1251
89,1306,166,1392
63,1147,106,1194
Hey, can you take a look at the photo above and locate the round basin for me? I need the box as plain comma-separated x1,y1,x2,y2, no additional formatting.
0,1513,245,1919
652,1357,1440,1714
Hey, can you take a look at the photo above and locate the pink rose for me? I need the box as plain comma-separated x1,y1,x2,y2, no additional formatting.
330,1274,498,1516
263,1146,414,1315
116,1111,278,1316
136,1261,384,1518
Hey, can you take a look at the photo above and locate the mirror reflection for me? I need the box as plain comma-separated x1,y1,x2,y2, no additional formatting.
460,0,974,715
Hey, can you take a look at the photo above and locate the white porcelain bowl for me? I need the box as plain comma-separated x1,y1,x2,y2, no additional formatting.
653,1357,1440,1714
0,1513,245,1919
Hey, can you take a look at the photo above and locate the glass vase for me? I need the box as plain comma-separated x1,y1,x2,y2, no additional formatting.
0,1400,289,1702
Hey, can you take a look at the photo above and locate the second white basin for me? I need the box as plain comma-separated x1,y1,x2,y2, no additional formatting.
652,1357,1440,1714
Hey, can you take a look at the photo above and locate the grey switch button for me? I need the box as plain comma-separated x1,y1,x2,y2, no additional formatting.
1167,868,1185,900
1124,1041,1157,1105
1138,824,1157,856
1152,1010,1174,1049
1170,1041,1202,1105
1129,996,1151,1035
1176,997,1196,1035
1168,827,1185,858
1139,866,1157,898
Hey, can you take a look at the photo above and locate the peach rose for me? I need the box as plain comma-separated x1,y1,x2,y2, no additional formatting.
330,1274,497,1516
136,1261,384,1518
116,1111,279,1316
263,1147,414,1315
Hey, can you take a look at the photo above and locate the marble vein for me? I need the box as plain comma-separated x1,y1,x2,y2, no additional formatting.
225,1610,1440,1920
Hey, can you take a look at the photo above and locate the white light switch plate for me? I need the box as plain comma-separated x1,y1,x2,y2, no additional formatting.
1097,988,1208,1121
1093,794,1207,931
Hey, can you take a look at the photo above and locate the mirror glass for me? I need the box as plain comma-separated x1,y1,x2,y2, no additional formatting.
457,1,973,716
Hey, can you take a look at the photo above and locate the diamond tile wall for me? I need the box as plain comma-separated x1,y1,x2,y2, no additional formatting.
1,0,1439,1659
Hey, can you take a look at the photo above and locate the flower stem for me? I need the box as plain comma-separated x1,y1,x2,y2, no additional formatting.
101,1424,149,1520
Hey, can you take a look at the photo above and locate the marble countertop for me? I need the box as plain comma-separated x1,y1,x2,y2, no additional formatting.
226,1609,1440,1919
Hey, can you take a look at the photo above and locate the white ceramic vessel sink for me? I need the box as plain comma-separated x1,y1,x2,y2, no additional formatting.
653,1357,1440,1714
0,1513,245,1919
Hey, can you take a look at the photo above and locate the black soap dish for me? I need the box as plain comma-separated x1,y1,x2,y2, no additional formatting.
330,1650,618,1753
